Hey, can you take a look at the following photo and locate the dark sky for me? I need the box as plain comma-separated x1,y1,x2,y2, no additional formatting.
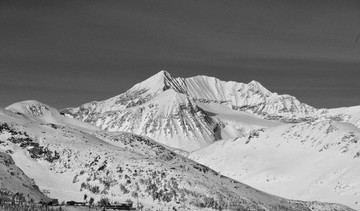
1,0,360,109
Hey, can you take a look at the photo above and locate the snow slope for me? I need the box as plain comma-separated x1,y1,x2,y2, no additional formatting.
0,104,354,210
189,120,360,210
197,102,283,139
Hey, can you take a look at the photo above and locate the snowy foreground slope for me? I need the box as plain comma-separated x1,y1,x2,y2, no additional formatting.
62,71,315,151
0,101,354,210
0,149,48,202
189,120,360,210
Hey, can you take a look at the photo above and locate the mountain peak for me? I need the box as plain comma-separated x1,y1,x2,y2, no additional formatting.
145,70,172,83
129,70,187,94
130,70,172,92
156,70,171,77
145,70,172,82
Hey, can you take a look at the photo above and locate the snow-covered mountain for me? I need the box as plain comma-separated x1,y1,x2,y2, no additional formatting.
62,71,318,151
2,72,360,210
6,100,100,131
62,71,220,151
0,101,351,210
189,120,360,210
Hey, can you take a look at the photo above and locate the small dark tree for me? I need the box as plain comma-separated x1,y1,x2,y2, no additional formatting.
98,197,110,207
89,197,94,211
89,197,94,205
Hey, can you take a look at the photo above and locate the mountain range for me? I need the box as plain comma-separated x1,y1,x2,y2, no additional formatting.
1,71,359,210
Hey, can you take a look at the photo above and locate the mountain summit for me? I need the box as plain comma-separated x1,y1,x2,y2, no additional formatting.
130,70,187,94
62,71,317,151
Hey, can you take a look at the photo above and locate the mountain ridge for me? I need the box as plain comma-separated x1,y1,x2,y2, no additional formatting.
62,71,319,151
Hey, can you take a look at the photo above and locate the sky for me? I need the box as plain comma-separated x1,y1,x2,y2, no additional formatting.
0,0,360,109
